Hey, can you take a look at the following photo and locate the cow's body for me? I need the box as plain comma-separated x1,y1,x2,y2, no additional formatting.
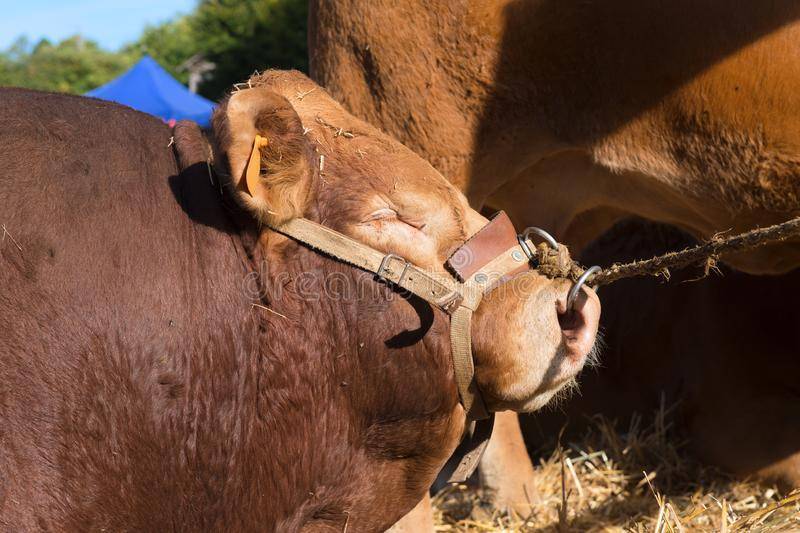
309,0,800,520
0,90,458,530
2,91,264,528
1,71,601,531
309,0,800,274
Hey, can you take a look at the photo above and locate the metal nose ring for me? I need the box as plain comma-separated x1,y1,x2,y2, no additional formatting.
566,265,601,311
518,226,559,261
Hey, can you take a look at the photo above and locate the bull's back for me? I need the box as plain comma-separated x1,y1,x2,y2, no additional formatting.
0,89,248,529
1,89,178,307
0,89,210,354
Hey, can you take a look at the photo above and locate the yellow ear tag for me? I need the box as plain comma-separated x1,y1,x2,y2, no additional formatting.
244,134,269,197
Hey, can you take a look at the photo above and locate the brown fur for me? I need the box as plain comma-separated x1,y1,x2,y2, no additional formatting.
0,71,599,531
309,0,800,274
0,86,460,531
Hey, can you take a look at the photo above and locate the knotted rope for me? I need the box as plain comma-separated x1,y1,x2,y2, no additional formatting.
535,215,800,287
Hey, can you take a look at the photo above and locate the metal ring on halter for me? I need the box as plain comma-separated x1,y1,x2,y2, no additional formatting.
566,265,601,311
518,226,559,261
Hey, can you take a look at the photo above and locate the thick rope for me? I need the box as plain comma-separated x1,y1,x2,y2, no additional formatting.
561,215,800,287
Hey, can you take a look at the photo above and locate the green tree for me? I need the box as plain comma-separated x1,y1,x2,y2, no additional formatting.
0,36,134,94
190,0,308,99
0,0,309,99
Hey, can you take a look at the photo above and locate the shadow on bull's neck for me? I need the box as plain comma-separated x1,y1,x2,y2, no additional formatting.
384,293,435,348
468,0,800,198
168,162,253,236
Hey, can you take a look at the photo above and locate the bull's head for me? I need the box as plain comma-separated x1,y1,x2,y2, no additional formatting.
212,71,600,420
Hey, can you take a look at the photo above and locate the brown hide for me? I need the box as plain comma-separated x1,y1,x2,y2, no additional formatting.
309,0,800,274
0,88,461,531
528,220,800,488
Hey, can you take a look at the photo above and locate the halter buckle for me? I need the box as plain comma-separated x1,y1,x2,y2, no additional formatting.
437,292,464,314
376,253,411,285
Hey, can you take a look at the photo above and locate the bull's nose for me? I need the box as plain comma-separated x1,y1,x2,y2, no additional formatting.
556,286,601,362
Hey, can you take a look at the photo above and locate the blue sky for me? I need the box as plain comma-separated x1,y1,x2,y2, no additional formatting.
2,0,197,51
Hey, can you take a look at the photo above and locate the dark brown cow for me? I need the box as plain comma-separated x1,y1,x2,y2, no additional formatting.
0,71,600,531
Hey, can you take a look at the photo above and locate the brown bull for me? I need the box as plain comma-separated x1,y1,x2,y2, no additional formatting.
309,0,800,524
0,71,599,531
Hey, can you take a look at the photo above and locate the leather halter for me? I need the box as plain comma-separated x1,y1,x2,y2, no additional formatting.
244,135,541,481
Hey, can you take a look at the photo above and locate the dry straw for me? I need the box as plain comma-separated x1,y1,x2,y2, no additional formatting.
433,402,800,532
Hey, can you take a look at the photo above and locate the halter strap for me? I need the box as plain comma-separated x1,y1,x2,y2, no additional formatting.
271,218,464,312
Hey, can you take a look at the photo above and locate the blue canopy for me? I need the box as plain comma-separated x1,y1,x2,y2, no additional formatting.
87,56,215,127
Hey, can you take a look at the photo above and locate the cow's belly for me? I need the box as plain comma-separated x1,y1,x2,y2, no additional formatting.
590,19,800,222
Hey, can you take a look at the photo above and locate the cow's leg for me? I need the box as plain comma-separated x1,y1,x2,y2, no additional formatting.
688,387,800,491
479,411,535,516
386,493,434,533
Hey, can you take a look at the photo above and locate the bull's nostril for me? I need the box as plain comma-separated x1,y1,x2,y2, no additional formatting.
556,286,601,365
557,306,584,333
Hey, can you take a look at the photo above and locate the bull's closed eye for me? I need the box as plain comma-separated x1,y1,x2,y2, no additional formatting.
364,207,397,222
364,208,427,231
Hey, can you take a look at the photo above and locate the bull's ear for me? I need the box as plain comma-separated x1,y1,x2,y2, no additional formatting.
212,87,314,224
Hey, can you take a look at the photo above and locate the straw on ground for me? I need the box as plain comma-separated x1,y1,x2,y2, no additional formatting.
433,404,800,532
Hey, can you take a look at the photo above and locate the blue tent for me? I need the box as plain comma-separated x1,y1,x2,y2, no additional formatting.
87,56,215,127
